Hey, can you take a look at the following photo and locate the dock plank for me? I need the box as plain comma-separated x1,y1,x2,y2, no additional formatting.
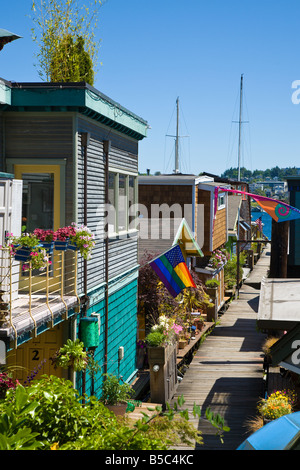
171,248,270,450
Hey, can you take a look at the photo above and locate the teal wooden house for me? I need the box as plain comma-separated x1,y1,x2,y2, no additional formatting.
0,78,148,396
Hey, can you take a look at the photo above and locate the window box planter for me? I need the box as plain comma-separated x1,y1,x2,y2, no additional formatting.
68,243,79,252
14,246,32,262
54,240,69,251
40,241,54,254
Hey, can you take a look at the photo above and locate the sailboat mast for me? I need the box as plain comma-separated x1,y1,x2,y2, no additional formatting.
175,96,179,173
238,74,243,181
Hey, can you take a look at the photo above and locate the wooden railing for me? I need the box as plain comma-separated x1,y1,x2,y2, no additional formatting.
0,247,81,347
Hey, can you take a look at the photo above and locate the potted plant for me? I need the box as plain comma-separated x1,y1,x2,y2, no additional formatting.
10,232,40,262
193,315,205,331
22,248,52,272
54,226,76,251
50,339,88,372
33,228,57,254
257,389,296,424
68,223,96,260
205,278,219,299
100,373,135,415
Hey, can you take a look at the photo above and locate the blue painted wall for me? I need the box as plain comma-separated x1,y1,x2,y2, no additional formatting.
76,276,138,399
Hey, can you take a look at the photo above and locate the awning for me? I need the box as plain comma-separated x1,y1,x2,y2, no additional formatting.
0,28,22,51
257,278,300,330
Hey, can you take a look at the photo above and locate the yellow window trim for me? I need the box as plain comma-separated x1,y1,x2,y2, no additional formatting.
13,164,61,231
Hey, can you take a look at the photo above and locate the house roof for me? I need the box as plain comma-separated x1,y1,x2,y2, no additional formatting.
258,278,300,330
0,79,148,141
173,218,204,257
138,174,213,185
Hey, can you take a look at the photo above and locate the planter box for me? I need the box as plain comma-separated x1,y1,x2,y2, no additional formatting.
206,287,218,298
14,247,32,262
68,243,79,252
54,240,69,251
40,241,54,254
148,342,177,406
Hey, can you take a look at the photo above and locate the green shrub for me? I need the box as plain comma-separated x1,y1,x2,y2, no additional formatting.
205,279,220,288
145,331,166,347
0,377,230,450
100,374,134,405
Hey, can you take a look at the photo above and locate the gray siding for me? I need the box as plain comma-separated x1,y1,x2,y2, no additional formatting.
3,113,74,225
76,117,139,295
0,115,3,171
2,112,139,297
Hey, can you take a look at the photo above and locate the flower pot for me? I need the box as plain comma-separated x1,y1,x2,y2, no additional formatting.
178,339,187,349
68,243,79,251
40,241,54,254
194,320,204,330
54,240,69,251
14,246,32,262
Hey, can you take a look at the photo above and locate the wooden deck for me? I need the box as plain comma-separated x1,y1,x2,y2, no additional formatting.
171,248,270,450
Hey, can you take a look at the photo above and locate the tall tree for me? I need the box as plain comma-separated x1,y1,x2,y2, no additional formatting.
31,0,104,85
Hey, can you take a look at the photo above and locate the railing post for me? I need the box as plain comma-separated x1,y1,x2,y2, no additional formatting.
46,261,54,328
28,261,37,338
60,251,68,319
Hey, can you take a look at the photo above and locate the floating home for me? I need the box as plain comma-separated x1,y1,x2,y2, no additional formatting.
0,78,148,396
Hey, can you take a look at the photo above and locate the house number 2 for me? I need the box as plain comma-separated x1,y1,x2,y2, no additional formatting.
32,350,40,361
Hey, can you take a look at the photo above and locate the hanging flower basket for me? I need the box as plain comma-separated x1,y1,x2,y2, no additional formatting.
33,229,56,254
68,223,95,260
54,225,76,251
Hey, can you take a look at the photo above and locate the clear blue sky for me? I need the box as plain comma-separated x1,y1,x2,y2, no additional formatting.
1,0,300,176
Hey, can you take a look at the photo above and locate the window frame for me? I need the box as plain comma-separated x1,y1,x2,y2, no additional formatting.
108,168,138,237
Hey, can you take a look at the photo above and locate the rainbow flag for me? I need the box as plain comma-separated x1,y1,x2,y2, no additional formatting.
214,187,300,223
149,244,196,298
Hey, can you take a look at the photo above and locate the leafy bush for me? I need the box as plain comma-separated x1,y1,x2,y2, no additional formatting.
0,385,43,450
205,279,220,288
100,374,134,405
145,331,166,347
0,377,229,450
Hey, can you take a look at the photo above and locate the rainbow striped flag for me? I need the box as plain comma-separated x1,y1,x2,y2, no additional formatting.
214,186,300,223
149,244,196,298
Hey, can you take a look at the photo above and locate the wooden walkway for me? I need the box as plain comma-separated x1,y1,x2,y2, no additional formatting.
172,248,270,450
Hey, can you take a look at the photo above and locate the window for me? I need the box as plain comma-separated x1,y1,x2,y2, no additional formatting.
217,193,225,210
22,173,54,232
108,171,137,236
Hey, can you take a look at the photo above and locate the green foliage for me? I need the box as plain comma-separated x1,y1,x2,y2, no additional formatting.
100,374,134,405
145,330,166,347
205,279,220,288
0,385,43,450
50,34,94,84
221,166,299,181
0,377,230,450
224,252,247,288
31,0,104,84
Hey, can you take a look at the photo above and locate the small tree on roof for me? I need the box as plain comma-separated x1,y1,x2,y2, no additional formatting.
31,0,104,85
